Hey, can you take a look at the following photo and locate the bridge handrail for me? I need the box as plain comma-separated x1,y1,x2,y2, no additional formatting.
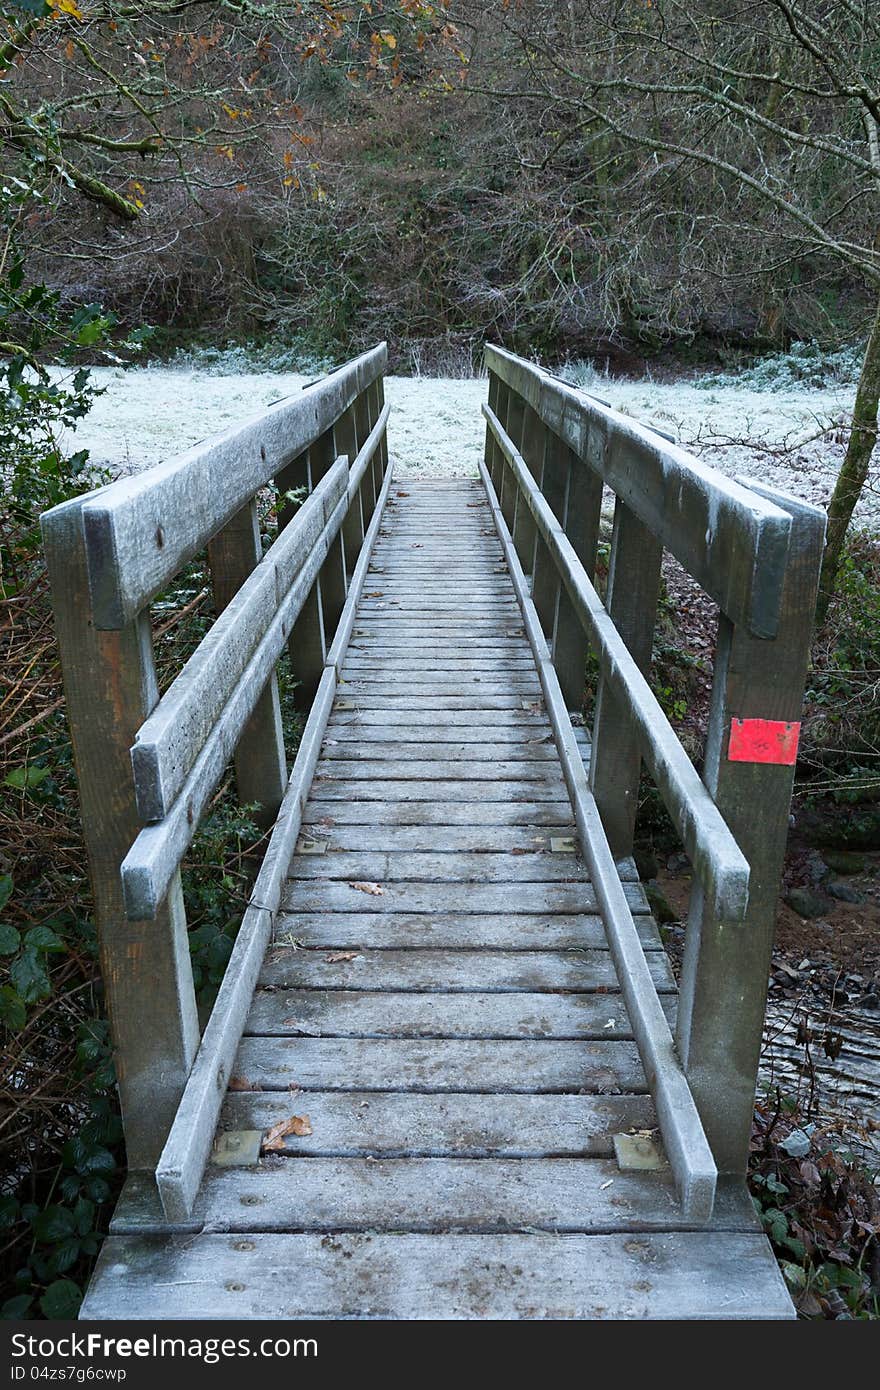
482,344,826,1179
485,344,792,638
40,345,390,1183
483,402,749,925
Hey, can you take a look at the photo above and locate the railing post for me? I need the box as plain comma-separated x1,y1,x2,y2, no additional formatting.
499,391,525,536
554,448,603,711
589,497,663,856
276,449,325,711
512,404,543,575
335,407,364,582
310,429,347,644
676,487,825,1173
41,498,200,1171
207,498,287,826
354,387,376,521
531,429,567,639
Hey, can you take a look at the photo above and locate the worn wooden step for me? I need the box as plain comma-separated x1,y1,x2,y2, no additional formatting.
233,1036,648,1093
259,946,672,991
289,850,593,882
221,1089,657,1156
280,881,651,915
272,910,662,950
320,739,558,760
245,988,673,1039
82,1229,794,1320
300,799,575,826
110,1160,761,1237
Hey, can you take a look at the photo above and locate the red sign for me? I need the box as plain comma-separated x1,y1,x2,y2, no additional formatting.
728,718,800,766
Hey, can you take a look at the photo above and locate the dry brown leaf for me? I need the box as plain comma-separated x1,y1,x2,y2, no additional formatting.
261,1114,313,1152
348,880,385,896
228,1075,260,1092
325,950,360,963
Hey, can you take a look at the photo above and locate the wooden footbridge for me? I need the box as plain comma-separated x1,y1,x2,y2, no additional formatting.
42,344,825,1320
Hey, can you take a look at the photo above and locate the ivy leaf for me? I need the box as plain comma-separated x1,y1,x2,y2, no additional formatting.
33,1205,76,1244
0,924,21,956
4,764,50,790
0,987,27,1031
1,1295,33,1320
25,925,65,954
39,1280,81,1320
10,948,51,1004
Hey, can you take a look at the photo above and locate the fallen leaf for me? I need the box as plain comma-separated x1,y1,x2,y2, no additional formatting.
325,950,360,963
261,1114,313,1152
348,880,385,896
228,1075,260,1092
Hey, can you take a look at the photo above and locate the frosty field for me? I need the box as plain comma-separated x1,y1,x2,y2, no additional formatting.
61,363,873,526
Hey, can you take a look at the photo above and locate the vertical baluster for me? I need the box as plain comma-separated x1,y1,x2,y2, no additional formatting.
310,428,347,643
335,406,364,582
554,444,603,711
589,497,663,856
531,429,568,639
41,499,199,1170
207,498,287,825
276,449,324,711
512,404,543,576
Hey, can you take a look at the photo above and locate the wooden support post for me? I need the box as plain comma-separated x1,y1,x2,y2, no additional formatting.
676,488,825,1173
500,391,525,535
310,429,347,643
41,498,199,1171
554,451,603,711
354,388,376,520
277,450,324,712
335,407,364,583
484,371,503,486
366,379,383,499
590,498,663,856
512,404,543,575
207,499,287,827
531,429,568,639
374,375,389,481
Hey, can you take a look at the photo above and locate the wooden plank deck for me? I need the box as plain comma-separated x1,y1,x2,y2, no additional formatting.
82,479,793,1320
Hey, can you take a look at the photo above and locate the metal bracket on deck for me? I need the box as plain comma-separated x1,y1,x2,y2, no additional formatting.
211,1131,262,1167
613,1133,667,1172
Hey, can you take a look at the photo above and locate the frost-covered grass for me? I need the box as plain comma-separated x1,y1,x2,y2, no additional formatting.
58,355,874,524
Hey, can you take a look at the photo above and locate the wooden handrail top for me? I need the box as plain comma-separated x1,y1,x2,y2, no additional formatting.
484,402,750,924
485,343,792,638
81,343,387,629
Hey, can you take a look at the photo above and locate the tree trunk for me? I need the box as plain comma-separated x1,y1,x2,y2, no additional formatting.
815,293,880,623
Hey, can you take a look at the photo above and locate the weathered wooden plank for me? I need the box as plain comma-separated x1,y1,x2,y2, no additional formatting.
245,988,671,1040
321,740,555,761
82,345,386,629
110,1159,767,1238
485,343,792,636
323,725,550,745
82,1229,794,1320
282,880,651,916
289,851,591,882
259,947,671,991
299,799,576,826
235,1036,647,1092
328,708,548,727
272,909,662,950
223,1089,656,1156
308,782,567,807
312,761,562,783
338,682,543,698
